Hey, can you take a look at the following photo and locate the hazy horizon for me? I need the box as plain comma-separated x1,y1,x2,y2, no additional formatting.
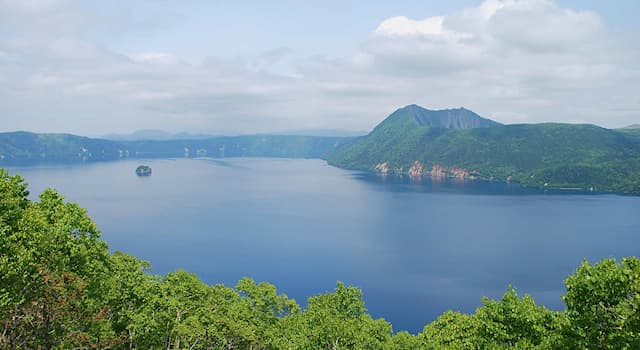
1,0,638,135
3,102,640,139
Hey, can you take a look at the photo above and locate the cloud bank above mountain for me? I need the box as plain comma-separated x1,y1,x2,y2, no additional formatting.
0,0,638,135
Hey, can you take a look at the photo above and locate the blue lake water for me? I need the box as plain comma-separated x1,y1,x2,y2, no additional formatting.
8,158,640,333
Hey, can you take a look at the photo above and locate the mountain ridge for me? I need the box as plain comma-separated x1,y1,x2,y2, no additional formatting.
0,131,351,164
328,106,640,193
380,104,503,130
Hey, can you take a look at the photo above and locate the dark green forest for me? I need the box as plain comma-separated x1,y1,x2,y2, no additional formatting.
0,132,350,165
328,105,640,194
2,168,639,349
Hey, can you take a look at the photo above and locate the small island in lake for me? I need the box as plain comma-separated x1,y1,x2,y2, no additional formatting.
135,165,152,176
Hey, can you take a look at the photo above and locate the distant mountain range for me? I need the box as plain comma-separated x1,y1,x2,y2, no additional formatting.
0,131,123,163
101,128,366,141
101,130,218,141
2,104,640,193
0,132,351,164
267,129,367,137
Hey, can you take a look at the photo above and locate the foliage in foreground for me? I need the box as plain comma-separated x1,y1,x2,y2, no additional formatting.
1,168,640,349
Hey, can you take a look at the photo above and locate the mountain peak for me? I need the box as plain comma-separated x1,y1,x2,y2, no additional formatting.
390,104,502,129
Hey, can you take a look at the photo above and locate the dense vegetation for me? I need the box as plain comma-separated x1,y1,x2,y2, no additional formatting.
328,105,640,194
125,135,349,159
2,168,640,349
0,132,123,164
0,132,350,165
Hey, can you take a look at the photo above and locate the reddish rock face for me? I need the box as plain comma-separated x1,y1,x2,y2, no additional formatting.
450,167,469,179
427,164,473,180
408,161,424,177
431,165,447,178
375,161,476,181
374,162,389,175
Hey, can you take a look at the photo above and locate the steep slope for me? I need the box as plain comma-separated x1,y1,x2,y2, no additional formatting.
328,107,640,193
385,104,502,129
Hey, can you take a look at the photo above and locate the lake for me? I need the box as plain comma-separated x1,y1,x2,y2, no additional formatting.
8,158,640,333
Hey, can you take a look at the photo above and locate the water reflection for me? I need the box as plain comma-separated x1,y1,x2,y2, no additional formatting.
354,173,599,196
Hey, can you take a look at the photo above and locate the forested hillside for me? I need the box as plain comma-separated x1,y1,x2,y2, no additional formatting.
0,132,349,165
328,105,640,193
2,168,639,349
125,135,348,159
0,131,123,164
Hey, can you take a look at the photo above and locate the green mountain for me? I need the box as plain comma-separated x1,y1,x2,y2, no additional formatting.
101,129,216,141
387,104,502,129
0,131,351,165
125,135,349,159
328,105,640,193
0,131,123,164
618,125,640,138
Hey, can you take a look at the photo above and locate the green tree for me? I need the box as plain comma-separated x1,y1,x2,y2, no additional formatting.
234,277,299,348
105,252,159,349
562,257,640,349
474,287,562,349
421,310,479,350
387,330,422,350
0,170,115,349
293,282,393,350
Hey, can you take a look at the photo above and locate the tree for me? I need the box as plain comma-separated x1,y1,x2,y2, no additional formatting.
1,170,115,349
474,287,562,349
294,282,393,350
421,310,479,350
388,331,422,350
106,252,159,349
562,257,640,349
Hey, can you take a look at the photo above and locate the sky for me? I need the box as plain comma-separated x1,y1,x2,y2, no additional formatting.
0,0,638,136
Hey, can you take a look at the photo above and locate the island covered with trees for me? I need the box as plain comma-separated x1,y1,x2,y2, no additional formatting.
1,167,639,349
135,165,152,176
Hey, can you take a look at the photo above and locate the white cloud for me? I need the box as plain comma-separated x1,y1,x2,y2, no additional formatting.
375,16,445,36
128,52,181,65
350,0,639,126
0,0,638,135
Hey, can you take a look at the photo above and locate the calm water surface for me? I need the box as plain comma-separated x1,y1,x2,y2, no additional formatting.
8,158,640,333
